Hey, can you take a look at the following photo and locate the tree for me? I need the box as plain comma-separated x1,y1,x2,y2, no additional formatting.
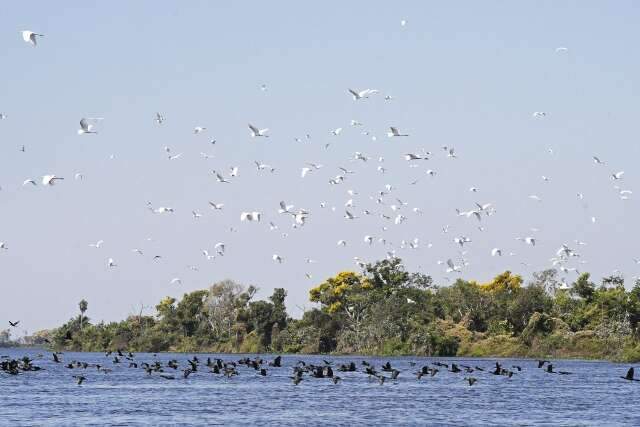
79,299,88,331
205,280,246,340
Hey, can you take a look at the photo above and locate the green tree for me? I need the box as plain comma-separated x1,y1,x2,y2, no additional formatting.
78,299,88,331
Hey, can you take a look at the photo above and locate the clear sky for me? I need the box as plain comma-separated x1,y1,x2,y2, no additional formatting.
2,1,640,335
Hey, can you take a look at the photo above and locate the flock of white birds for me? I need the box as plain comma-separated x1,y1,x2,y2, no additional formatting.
3,25,637,310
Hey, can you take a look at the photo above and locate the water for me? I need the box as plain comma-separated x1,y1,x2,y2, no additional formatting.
0,348,638,426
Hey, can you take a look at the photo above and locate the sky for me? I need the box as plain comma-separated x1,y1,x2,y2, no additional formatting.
1,1,640,335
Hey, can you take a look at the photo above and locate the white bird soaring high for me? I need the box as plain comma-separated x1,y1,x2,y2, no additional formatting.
387,127,409,137
240,211,262,222
348,88,379,100
78,118,102,135
21,30,44,46
42,175,64,186
248,124,269,137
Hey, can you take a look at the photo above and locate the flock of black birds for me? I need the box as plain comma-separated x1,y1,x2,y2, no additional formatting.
2,349,640,386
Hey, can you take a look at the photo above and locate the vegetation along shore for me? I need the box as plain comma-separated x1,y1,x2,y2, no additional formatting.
9,259,640,362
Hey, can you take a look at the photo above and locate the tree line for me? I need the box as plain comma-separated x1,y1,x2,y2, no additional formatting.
36,258,640,361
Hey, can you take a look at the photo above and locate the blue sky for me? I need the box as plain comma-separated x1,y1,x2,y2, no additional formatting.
2,1,640,334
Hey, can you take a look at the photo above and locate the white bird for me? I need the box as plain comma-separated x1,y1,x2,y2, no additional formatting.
337,240,347,247
168,153,183,160
22,179,37,186
592,156,605,165
214,172,231,183
209,202,224,210
74,173,84,180
155,112,165,124
42,175,64,186
454,236,471,247
491,248,502,257
516,236,536,246
400,19,407,27
202,250,215,260
446,259,461,273
192,210,202,219
279,201,294,214
344,210,358,220
387,127,409,137
364,235,374,245
170,278,182,285
248,124,269,138
350,119,363,126
89,240,104,249
529,195,542,202
194,126,207,134
107,258,117,268
612,171,625,180
255,161,275,172
348,88,379,100
331,127,343,136
301,167,312,178
78,118,101,135
272,254,284,263
153,207,174,214
469,187,479,192
240,211,262,222
21,30,44,46
0,242,7,250
132,248,143,255
532,112,547,118
214,242,226,255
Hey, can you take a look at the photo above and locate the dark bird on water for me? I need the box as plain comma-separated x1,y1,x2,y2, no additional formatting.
332,376,341,384
537,360,550,369
52,353,61,363
465,377,478,386
73,375,86,385
621,367,639,381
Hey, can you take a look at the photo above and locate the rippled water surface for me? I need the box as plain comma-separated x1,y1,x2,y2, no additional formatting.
1,348,639,426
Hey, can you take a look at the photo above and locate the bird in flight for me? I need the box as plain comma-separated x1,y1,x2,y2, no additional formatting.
21,30,44,47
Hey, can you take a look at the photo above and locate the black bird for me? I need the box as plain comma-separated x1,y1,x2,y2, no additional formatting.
377,375,386,385
291,376,303,385
269,356,282,367
622,367,639,381
259,368,267,376
160,374,175,380
332,376,341,384
465,377,478,386
117,349,124,357
381,362,393,372
390,369,400,380
52,353,61,363
73,375,86,385
325,366,334,378
323,359,332,366
537,360,550,369
188,360,198,372
8,320,19,327
183,369,192,379
512,365,522,372
450,363,461,373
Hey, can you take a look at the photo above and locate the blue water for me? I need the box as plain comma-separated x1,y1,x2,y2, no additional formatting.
0,348,638,426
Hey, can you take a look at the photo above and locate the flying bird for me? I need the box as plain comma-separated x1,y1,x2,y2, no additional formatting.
21,30,44,46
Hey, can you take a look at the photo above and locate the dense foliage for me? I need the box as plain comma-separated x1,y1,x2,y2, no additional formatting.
37,259,640,361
